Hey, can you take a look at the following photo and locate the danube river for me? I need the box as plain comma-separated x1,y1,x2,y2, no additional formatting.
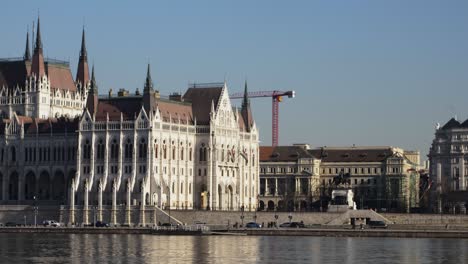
0,234,467,263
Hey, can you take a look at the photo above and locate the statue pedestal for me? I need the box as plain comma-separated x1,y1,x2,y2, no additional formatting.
328,188,356,212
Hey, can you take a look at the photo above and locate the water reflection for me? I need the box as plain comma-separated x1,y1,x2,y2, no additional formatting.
0,234,467,264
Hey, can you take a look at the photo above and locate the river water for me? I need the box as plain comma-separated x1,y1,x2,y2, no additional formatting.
0,234,467,264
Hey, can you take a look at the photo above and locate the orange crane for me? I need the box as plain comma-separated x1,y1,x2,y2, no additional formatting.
230,90,295,146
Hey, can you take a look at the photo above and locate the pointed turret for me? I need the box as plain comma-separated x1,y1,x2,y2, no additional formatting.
76,28,90,89
241,80,253,132
143,64,157,113
86,65,99,115
144,63,153,93
24,31,31,61
242,80,250,108
89,65,98,95
35,17,42,51
31,16,45,77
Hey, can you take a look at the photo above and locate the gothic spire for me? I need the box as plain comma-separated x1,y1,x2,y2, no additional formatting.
144,63,153,93
31,16,45,77
35,16,42,51
89,65,98,94
86,65,99,115
76,27,90,87
24,31,31,61
80,27,87,57
242,80,250,108
241,80,253,132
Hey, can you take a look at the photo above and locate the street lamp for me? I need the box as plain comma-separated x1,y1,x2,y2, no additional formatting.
33,196,38,227
167,187,171,226
240,206,244,227
93,206,97,227
274,207,279,228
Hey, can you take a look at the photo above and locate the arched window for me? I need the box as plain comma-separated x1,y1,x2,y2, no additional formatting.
124,139,133,160
199,148,203,162
181,182,184,194
163,145,167,159
154,143,159,159
221,145,225,162
180,147,184,161
83,140,91,160
172,146,176,160
10,146,16,162
203,148,207,161
97,139,104,160
139,138,147,159
189,148,192,161
111,139,119,160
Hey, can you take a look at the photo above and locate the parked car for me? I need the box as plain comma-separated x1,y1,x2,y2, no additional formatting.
160,223,176,227
368,220,388,229
95,221,110,227
279,222,305,228
5,222,16,227
43,220,61,227
245,222,261,228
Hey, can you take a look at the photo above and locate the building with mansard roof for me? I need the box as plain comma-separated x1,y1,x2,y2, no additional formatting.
0,17,259,226
259,144,420,213
429,117,468,214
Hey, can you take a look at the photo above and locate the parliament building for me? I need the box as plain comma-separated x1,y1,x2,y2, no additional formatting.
0,18,260,225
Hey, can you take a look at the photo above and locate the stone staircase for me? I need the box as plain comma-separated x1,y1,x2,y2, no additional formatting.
326,209,392,225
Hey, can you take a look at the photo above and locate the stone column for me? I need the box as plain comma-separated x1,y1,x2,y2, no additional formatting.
297,178,301,195
83,180,89,225
265,178,269,196
125,183,131,225
275,178,278,196
69,179,75,225
18,173,24,201
111,182,117,226
98,182,103,221
460,202,467,215
460,156,465,190
153,205,157,226
139,184,146,226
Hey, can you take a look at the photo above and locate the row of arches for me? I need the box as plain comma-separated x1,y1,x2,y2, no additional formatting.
258,199,309,212
83,138,194,162
0,170,73,203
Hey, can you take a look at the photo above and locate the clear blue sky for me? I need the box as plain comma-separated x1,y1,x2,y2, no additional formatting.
2,1,468,161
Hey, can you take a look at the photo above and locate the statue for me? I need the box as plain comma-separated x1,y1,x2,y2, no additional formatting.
332,169,351,186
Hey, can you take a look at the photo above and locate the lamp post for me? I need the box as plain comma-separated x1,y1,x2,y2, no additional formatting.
274,207,279,228
33,196,38,227
167,186,171,226
240,206,244,227
93,206,97,227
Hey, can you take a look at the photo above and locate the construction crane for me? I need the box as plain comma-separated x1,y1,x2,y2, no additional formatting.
230,90,295,146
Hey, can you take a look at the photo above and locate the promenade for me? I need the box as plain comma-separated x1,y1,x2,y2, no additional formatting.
2,225,468,239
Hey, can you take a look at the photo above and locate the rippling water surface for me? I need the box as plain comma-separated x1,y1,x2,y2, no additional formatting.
0,233,467,264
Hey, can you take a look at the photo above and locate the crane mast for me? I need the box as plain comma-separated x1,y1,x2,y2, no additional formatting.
230,90,295,146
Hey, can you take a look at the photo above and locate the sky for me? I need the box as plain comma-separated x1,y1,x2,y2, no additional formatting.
2,0,468,161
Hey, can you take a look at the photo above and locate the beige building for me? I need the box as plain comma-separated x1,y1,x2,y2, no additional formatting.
259,144,420,213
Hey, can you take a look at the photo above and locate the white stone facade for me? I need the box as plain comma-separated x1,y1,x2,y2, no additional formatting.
68,82,259,225
0,70,87,119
